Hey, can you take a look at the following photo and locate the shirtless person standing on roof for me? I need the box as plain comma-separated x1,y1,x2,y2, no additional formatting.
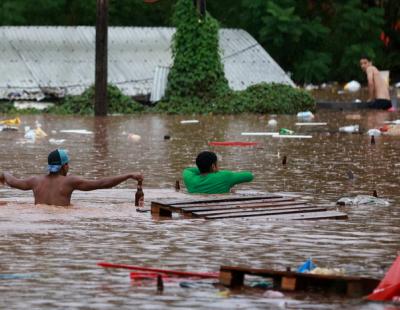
360,56,391,109
0,149,143,206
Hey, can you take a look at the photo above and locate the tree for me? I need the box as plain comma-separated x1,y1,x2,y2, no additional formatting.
165,0,229,99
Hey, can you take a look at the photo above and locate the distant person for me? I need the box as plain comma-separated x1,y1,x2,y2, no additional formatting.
360,56,391,109
0,149,143,206
183,151,254,194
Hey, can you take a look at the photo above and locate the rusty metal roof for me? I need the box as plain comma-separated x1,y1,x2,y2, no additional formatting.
0,26,294,100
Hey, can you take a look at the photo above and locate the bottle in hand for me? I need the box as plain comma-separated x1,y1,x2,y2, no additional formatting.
135,180,144,207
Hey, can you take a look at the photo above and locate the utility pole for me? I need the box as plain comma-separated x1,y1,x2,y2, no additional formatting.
193,0,206,16
95,0,109,116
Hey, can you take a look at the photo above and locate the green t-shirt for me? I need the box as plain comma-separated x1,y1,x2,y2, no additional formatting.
182,167,254,194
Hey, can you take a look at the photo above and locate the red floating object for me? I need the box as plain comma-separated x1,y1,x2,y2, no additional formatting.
380,125,389,132
388,107,396,112
208,141,259,147
366,255,400,301
97,262,219,279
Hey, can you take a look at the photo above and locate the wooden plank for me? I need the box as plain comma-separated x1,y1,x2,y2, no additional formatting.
150,202,173,217
219,270,244,287
219,266,380,296
192,205,322,217
151,194,281,206
203,206,327,219
261,211,348,220
181,199,306,213
282,277,297,290
172,197,295,209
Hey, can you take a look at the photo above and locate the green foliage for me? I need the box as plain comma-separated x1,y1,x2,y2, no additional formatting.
165,0,229,100
293,51,332,83
156,83,315,115
47,84,144,115
0,0,398,83
329,0,385,80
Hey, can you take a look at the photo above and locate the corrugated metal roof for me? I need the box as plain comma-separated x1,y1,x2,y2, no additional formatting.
150,66,170,103
0,26,294,100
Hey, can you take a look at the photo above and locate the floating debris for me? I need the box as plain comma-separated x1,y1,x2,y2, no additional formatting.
180,120,199,124
336,195,389,206
60,129,93,135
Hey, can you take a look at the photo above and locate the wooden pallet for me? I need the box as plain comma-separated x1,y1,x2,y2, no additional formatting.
150,194,347,220
219,266,380,297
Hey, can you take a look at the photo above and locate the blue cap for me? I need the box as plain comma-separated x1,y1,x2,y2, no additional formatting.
48,149,69,173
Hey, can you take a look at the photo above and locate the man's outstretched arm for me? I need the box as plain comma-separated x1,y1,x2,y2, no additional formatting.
69,173,144,191
0,172,37,190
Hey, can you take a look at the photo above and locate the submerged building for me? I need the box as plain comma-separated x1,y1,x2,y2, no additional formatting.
0,26,294,101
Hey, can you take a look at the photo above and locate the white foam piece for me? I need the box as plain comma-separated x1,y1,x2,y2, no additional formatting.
60,129,93,135
295,122,327,126
272,134,312,139
180,120,199,124
241,132,278,136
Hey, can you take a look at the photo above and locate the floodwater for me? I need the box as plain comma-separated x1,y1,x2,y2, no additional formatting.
1,111,400,309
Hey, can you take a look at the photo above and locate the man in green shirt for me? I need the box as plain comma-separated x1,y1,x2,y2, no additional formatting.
183,151,254,194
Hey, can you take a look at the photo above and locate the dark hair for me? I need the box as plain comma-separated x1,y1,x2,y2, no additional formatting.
196,151,217,173
360,55,372,62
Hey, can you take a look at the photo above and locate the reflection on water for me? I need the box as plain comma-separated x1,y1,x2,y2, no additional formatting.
0,111,399,309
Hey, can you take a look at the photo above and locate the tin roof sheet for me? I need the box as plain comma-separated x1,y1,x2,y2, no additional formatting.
0,26,294,100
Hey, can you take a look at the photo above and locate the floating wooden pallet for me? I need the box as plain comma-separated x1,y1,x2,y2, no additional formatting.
219,266,380,297
150,194,347,220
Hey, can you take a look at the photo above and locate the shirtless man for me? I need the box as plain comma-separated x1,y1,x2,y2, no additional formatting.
360,56,391,109
0,149,143,206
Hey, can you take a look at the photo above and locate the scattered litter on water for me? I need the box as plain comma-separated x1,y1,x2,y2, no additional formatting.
241,132,278,136
249,280,273,289
60,129,93,135
128,134,141,142
279,128,294,135
180,120,199,124
23,124,47,142
0,117,21,126
344,80,361,92
310,268,345,276
367,129,381,136
336,195,390,206
297,258,316,273
0,125,18,132
297,111,314,120
49,138,66,145
208,141,259,147
384,125,400,136
295,122,327,126
384,120,400,125
272,134,312,139
263,290,285,298
339,125,359,133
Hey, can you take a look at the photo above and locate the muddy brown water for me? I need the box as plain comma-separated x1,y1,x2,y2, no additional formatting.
0,111,399,309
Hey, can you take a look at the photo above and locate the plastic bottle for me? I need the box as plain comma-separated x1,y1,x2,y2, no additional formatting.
297,111,314,119
367,129,381,136
279,128,294,135
135,181,144,207
339,125,359,133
